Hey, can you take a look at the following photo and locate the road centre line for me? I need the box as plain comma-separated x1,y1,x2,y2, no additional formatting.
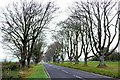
49,64,85,80
73,74,82,79
61,69,85,79
62,70,69,73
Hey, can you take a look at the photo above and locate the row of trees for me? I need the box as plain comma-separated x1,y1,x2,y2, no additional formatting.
1,0,119,68
53,0,120,67
44,41,62,62
1,0,58,68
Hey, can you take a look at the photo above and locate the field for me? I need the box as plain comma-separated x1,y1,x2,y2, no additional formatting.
53,61,120,78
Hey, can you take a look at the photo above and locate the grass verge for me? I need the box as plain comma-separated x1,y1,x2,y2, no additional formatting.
52,61,119,79
20,64,48,78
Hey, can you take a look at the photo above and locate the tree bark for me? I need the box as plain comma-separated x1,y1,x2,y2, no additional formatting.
98,54,106,67
84,55,87,65
74,56,79,64
20,53,26,70
21,42,27,69
27,55,31,67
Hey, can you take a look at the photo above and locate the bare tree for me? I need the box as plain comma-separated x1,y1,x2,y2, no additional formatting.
52,29,69,63
78,0,120,67
1,0,58,68
59,17,83,63
45,41,62,62
32,37,43,64
26,1,58,67
70,5,93,65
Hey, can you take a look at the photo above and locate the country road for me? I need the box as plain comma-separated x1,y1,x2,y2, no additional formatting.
44,63,118,80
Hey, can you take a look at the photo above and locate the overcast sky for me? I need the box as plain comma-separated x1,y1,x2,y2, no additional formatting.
0,0,78,61
0,0,119,61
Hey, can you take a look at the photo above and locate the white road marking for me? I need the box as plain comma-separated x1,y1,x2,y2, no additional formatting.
61,69,84,79
48,64,85,79
73,75,82,79
62,70,69,73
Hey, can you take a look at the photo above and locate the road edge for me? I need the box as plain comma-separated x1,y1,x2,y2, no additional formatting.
43,64,51,80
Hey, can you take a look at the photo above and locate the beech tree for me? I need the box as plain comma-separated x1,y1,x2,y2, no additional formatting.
66,17,82,64
59,17,83,63
52,30,65,62
45,42,62,62
1,0,58,68
70,5,93,65
77,0,120,67
32,41,43,64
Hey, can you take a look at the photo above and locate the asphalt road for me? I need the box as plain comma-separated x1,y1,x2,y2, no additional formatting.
44,63,119,80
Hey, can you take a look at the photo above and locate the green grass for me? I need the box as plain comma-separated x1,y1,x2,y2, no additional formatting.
26,64,48,78
2,62,48,79
52,61,120,79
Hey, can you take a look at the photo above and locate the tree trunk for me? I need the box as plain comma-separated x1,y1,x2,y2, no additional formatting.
27,52,33,67
84,57,87,65
75,57,79,64
27,38,35,67
20,55,26,70
69,57,72,62
21,43,27,69
27,56,31,67
61,55,64,63
98,55,106,67
84,54,88,65
75,59,79,64
21,60,26,69
75,42,79,64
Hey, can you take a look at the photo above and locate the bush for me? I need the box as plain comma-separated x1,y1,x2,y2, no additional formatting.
2,62,20,79
2,62,20,71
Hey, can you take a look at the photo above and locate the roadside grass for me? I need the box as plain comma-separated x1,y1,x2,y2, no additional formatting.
52,61,119,79
2,62,48,79
21,64,48,78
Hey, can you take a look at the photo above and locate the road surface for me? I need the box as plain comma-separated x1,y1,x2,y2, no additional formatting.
44,63,118,80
